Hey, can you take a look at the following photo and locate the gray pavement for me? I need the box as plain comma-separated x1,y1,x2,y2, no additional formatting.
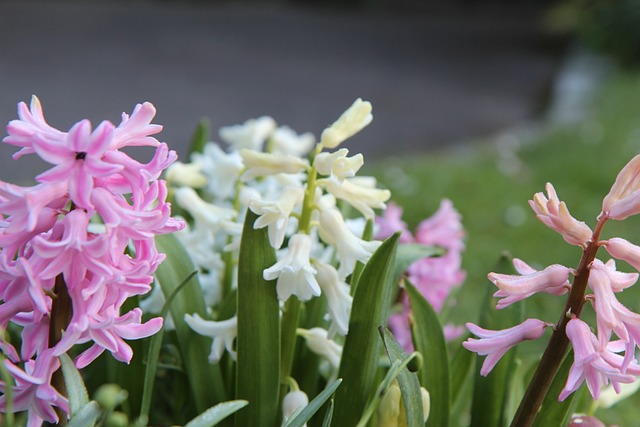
0,0,562,183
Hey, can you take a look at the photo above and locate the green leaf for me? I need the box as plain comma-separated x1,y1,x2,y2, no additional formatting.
380,326,424,426
0,354,14,426
450,342,474,409
235,210,281,427
321,399,335,427
155,234,226,413
59,353,89,416
185,400,249,427
469,279,524,427
405,280,450,427
67,401,101,427
333,233,400,426
139,271,198,424
285,379,343,427
532,350,576,427
188,118,211,155
393,244,444,281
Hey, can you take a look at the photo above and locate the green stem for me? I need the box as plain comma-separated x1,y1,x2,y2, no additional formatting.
49,274,73,427
510,216,607,427
279,298,301,398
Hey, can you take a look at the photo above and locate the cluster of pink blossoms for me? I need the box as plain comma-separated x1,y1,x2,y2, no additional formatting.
464,154,640,401
376,199,466,351
0,97,183,425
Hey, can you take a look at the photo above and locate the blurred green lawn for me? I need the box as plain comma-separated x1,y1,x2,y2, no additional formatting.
367,70,640,426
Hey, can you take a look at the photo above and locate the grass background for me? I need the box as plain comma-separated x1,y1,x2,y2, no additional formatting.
367,69,640,426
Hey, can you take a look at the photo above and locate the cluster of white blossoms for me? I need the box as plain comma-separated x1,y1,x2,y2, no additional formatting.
147,99,390,367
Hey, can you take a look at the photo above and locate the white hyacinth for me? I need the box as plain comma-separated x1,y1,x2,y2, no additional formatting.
315,148,364,184
249,186,305,249
263,233,320,302
320,98,373,149
184,314,238,363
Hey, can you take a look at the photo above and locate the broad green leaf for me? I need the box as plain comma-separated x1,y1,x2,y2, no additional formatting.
469,276,524,427
380,326,424,426
60,353,89,416
67,401,101,427
185,400,249,427
393,244,444,281
155,234,226,413
405,280,450,427
285,378,342,427
333,233,400,426
450,343,474,409
532,350,576,427
139,271,198,424
188,118,211,155
235,210,280,427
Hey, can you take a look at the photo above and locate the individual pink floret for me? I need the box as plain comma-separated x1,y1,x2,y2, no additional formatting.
529,183,593,247
463,318,549,376
561,317,636,401
0,349,69,426
489,261,572,309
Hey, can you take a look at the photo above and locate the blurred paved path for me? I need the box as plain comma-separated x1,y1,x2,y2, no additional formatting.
0,0,561,182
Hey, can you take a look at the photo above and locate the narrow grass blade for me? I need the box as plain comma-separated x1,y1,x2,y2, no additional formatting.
405,280,450,427
188,118,210,155
67,401,101,427
59,353,89,416
139,271,198,424
285,378,343,427
380,326,424,426
320,399,335,427
185,400,249,427
235,210,280,427
155,234,226,412
531,350,576,427
469,282,524,427
333,233,400,426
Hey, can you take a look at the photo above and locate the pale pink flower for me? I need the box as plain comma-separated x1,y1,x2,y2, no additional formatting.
489,261,571,309
375,203,413,244
561,317,636,401
414,199,464,251
602,237,640,272
463,318,549,376
0,349,69,426
529,183,593,247
601,154,640,221
587,259,640,368
0,98,182,424
3,96,65,159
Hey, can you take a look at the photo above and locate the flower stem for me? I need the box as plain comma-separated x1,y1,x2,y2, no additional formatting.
48,274,73,427
510,216,607,427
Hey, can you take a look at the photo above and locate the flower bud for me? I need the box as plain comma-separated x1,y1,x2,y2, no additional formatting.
602,155,640,220
320,98,372,149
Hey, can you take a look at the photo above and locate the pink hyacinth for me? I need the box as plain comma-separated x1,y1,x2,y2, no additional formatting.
529,182,592,247
0,97,183,424
463,318,549,376
489,260,572,310
377,200,466,351
561,317,637,401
